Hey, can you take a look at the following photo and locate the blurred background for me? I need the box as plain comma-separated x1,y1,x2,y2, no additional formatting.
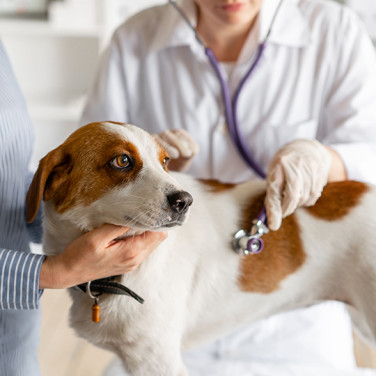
1,0,375,171
0,0,165,171
1,0,376,375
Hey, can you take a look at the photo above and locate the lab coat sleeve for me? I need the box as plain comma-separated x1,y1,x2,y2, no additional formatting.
81,32,129,126
322,8,376,184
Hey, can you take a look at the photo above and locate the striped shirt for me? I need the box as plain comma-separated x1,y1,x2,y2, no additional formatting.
0,40,45,310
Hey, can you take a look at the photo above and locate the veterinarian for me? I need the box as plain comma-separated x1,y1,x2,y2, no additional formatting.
81,0,376,374
0,40,167,376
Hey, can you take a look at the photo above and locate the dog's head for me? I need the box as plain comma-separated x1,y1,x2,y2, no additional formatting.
26,122,193,231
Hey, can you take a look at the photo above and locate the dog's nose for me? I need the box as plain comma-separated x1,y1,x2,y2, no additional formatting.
167,191,193,214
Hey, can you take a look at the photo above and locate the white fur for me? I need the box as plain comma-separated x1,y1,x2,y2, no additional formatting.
41,123,376,376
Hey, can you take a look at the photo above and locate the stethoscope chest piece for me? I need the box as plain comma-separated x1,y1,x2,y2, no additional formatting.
232,219,269,255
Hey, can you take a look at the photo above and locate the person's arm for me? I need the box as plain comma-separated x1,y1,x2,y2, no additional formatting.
1,225,166,310
0,249,45,310
321,8,376,184
39,225,167,289
0,40,45,310
265,9,376,230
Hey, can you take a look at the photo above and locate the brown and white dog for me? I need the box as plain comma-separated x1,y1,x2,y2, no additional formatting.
26,122,376,376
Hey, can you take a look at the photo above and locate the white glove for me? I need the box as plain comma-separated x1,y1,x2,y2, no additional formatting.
153,129,199,172
265,139,332,231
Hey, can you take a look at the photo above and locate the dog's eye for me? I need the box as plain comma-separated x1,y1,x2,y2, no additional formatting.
110,154,131,170
162,157,170,170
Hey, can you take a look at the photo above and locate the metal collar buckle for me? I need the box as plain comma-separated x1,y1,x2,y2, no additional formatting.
232,214,269,256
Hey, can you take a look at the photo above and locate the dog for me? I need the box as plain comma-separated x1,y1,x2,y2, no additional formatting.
26,121,376,376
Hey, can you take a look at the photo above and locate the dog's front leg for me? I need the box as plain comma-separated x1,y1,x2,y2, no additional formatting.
114,338,189,376
117,353,188,376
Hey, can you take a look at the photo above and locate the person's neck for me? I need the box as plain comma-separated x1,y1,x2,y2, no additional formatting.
196,16,258,62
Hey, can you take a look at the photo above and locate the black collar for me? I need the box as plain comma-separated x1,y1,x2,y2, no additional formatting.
76,276,144,304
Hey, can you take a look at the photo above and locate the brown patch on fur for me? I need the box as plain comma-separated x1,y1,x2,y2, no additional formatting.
154,139,170,172
305,181,369,220
200,179,236,192
26,122,143,221
239,181,369,293
238,193,306,293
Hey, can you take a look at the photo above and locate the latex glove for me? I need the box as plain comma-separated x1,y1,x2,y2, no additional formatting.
265,139,332,231
154,129,199,172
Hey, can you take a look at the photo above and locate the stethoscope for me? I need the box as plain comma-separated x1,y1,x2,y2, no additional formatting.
168,0,285,255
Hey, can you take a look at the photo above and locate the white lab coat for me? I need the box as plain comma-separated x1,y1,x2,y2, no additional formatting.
82,0,376,374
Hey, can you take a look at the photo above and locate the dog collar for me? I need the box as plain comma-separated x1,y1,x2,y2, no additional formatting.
75,277,144,324
76,276,144,304
232,207,269,255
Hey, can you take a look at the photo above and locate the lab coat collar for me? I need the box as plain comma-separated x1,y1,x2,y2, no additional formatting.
149,0,199,53
149,0,311,55
260,0,311,47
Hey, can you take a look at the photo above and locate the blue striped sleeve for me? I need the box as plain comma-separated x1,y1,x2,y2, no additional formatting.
0,249,46,310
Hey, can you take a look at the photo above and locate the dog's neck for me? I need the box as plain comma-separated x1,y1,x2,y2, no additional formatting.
42,202,85,255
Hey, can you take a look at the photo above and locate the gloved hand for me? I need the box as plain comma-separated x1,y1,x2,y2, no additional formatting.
153,129,199,172
265,139,332,231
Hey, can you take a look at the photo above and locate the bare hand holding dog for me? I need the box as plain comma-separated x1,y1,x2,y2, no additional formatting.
39,224,167,289
265,139,347,231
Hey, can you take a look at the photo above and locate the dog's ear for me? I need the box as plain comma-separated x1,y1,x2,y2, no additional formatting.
26,146,71,223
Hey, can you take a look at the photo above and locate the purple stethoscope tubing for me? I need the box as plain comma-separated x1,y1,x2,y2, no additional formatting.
204,46,267,179
205,46,268,228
